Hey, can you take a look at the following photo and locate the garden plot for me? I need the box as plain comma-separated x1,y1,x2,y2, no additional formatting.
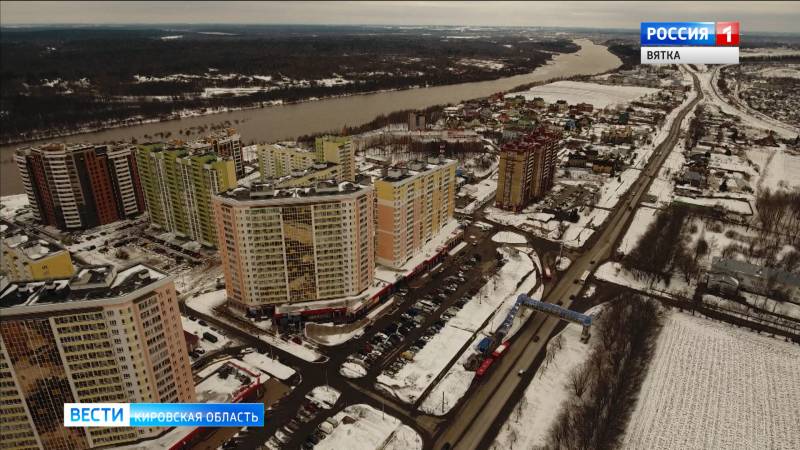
746,146,800,192
315,404,422,450
491,304,604,450
622,312,800,450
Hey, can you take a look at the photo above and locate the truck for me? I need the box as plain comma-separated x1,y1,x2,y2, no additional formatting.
491,341,510,359
476,336,493,354
475,357,495,379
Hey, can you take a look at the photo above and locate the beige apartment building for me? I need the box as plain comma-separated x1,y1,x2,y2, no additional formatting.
495,128,562,212
213,181,375,314
375,158,457,269
0,265,195,450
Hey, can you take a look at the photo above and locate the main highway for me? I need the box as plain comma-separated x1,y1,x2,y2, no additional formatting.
433,67,703,450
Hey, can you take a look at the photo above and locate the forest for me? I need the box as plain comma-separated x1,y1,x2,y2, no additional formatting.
0,25,578,143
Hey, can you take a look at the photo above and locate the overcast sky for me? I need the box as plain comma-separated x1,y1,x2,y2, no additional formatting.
2,1,799,33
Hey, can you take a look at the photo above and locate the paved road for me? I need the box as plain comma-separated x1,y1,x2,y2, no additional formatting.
433,68,704,450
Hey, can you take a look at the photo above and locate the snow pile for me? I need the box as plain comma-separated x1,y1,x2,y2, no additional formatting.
509,81,658,108
306,385,340,409
315,404,422,450
623,312,800,449
492,304,604,449
240,351,296,381
340,361,367,379
491,231,527,244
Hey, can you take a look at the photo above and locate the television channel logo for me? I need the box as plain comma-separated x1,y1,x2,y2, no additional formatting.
640,22,740,64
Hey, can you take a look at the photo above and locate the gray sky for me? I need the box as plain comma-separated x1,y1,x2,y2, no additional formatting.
2,1,799,33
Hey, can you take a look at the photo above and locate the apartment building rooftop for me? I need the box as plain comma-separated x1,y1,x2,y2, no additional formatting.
501,127,562,153
1,220,66,261
0,264,167,311
15,141,133,155
378,156,456,182
219,179,369,202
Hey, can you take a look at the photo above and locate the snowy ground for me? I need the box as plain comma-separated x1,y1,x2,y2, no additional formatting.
622,312,800,450
491,231,527,244
315,404,422,450
458,176,497,214
746,146,800,192
595,262,695,300
618,207,658,255
509,81,658,108
181,316,234,352
186,289,227,315
306,385,340,409
491,304,605,449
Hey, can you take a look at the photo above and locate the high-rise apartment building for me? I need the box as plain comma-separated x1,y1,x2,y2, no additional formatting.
495,128,562,211
136,144,237,247
192,128,244,178
0,264,195,450
1,220,75,282
213,180,375,314
14,143,145,230
257,143,318,179
375,158,457,269
315,136,356,182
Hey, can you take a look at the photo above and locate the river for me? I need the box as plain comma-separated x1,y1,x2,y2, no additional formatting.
0,39,620,195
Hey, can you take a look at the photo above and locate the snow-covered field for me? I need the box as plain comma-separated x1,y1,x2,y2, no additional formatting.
492,304,604,449
315,404,422,450
623,312,800,450
509,81,658,108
